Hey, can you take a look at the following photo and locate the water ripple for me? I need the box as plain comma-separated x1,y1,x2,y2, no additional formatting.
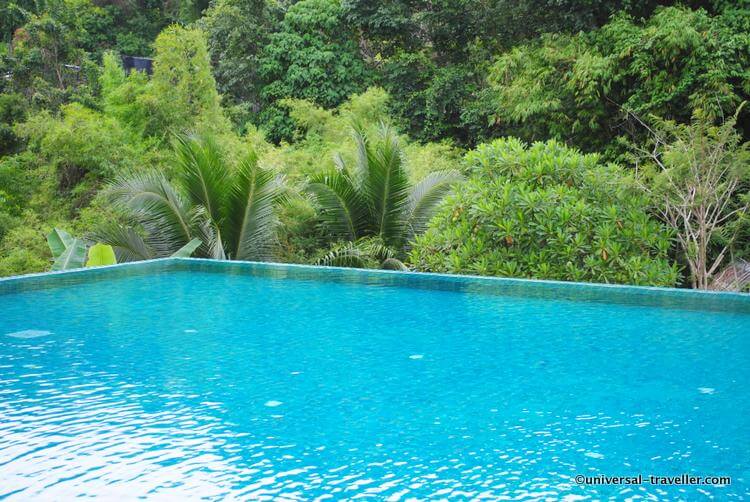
0,271,748,499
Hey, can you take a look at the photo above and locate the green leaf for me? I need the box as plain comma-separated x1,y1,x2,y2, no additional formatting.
406,170,462,240
171,238,202,258
46,228,74,259
173,134,228,223
315,242,368,268
91,223,155,262
308,169,366,241
223,153,281,261
381,257,408,271
86,243,117,267
358,125,411,248
107,171,195,257
52,238,86,271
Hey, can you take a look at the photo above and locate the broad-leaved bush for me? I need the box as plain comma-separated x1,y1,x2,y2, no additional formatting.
409,138,680,286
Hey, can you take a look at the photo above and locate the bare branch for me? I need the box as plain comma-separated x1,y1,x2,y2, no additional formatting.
627,105,750,289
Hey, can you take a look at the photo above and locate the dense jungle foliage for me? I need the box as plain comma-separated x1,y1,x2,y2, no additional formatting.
1,0,749,289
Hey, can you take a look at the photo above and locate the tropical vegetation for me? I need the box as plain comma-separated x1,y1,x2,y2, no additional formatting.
409,139,680,285
307,125,460,269
101,135,284,261
1,0,749,290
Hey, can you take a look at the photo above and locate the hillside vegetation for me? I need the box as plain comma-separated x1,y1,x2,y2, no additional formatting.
1,0,749,289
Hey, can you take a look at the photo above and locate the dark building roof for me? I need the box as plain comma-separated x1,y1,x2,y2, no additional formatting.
121,56,153,75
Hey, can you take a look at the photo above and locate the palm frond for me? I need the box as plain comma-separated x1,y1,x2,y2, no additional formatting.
381,257,408,271
355,237,396,262
173,134,229,224
223,153,282,261
314,238,401,270
709,260,750,292
314,242,368,268
90,222,155,262
406,170,462,240
359,124,411,247
172,238,202,258
350,124,370,193
308,169,368,241
190,205,226,259
106,171,196,257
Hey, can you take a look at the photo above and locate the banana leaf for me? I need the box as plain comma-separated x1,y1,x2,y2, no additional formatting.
86,243,117,267
46,228,74,259
52,238,86,271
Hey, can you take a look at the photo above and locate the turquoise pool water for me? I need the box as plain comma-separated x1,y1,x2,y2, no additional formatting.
1,259,749,499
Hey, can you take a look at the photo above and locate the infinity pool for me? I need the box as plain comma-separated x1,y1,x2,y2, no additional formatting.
1,259,749,499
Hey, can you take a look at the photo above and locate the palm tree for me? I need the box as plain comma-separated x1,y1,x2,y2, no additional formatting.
307,124,461,268
96,135,285,262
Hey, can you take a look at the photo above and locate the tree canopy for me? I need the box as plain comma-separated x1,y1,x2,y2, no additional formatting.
1,0,749,290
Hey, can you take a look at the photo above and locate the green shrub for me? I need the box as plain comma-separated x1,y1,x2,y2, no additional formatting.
260,87,462,185
0,217,51,277
257,0,374,142
275,195,325,263
100,52,153,137
488,6,750,158
0,153,38,215
0,208,18,243
17,103,142,194
146,25,230,137
0,93,28,155
100,26,232,143
409,138,680,286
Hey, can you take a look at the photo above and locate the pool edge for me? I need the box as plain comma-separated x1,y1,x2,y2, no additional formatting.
2,257,749,313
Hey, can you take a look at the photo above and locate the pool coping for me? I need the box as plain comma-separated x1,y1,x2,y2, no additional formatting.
1,257,749,314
